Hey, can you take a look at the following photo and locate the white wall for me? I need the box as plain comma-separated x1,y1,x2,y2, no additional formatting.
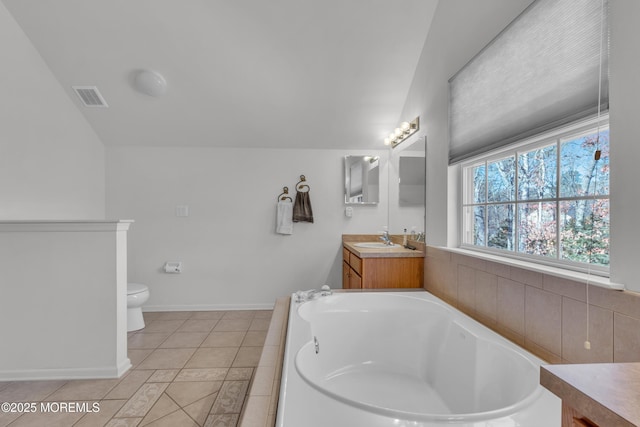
609,0,640,292
0,3,105,220
401,0,640,292
106,147,389,309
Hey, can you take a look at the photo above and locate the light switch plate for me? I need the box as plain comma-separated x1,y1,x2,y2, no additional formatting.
176,205,189,217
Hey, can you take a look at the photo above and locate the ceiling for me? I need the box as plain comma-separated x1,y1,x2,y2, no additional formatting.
2,0,438,150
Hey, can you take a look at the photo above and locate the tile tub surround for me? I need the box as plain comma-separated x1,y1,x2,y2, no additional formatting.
0,309,271,427
238,297,289,427
425,246,640,364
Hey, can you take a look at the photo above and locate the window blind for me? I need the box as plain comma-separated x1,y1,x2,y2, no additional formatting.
448,0,609,164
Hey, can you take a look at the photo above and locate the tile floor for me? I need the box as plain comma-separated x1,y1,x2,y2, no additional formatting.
0,309,271,427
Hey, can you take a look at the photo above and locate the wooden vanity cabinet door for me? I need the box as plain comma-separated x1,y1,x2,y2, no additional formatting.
342,247,350,263
349,252,362,276
342,260,350,288
342,260,362,289
342,249,363,289
349,266,362,289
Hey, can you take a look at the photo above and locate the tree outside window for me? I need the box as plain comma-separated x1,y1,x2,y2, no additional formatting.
462,122,609,270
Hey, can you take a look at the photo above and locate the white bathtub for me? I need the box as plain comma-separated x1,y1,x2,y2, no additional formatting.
276,291,560,427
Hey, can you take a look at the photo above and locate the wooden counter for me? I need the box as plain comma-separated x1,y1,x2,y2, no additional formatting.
342,241,425,258
540,363,640,427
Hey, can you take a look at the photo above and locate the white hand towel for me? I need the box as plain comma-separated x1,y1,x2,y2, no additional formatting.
276,200,293,235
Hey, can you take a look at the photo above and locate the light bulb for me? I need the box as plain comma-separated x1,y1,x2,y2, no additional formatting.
383,137,391,146
401,121,410,132
394,128,402,137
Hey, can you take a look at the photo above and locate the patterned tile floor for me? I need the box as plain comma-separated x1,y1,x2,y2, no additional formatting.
0,309,271,427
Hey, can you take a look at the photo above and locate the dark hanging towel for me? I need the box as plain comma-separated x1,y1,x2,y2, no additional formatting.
292,190,314,223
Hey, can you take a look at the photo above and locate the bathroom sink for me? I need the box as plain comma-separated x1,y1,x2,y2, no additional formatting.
353,242,399,249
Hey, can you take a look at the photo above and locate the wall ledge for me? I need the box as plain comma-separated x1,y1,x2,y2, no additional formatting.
0,220,134,232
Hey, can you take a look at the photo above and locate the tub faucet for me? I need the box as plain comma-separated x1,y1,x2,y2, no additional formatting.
379,230,393,245
294,285,332,303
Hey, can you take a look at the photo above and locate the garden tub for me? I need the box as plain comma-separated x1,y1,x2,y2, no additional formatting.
276,291,560,426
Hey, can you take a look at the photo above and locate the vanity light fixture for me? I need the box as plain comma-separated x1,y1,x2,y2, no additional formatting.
383,117,419,148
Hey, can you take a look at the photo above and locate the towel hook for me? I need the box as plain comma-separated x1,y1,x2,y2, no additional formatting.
277,186,292,202
296,175,310,192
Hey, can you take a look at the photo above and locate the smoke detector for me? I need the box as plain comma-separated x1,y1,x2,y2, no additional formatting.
72,86,108,107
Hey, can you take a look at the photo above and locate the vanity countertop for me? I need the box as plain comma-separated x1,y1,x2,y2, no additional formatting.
540,363,640,426
343,238,424,259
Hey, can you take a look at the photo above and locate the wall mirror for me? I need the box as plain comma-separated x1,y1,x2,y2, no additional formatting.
388,136,426,235
344,155,380,204
399,156,425,206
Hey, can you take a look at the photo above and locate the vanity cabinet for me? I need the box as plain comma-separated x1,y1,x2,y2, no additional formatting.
342,246,423,289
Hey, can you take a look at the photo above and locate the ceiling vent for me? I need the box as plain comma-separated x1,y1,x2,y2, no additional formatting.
72,86,108,107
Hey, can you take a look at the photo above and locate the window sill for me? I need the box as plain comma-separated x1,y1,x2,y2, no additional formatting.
438,246,624,291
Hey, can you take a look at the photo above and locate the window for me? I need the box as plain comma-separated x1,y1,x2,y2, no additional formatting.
461,117,610,273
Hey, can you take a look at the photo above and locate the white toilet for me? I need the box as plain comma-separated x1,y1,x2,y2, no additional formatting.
127,283,150,332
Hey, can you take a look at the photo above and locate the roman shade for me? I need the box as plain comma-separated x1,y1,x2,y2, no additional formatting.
448,0,609,164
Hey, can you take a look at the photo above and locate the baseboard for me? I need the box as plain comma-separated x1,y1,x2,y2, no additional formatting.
0,363,129,382
117,358,132,377
143,302,275,312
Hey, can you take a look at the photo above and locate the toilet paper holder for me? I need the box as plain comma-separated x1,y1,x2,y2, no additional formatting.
164,261,182,273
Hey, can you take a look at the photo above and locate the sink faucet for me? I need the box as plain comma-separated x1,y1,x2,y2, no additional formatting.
294,285,332,303
379,230,393,245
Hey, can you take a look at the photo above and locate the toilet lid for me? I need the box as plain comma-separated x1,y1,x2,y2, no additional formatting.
128,283,148,295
